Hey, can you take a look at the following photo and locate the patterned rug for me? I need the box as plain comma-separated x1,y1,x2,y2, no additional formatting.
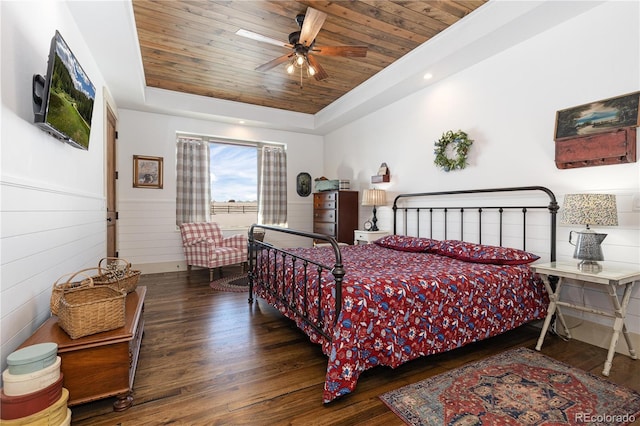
380,347,640,426
210,273,249,292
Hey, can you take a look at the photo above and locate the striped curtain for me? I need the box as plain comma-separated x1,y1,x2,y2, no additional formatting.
258,145,287,226
176,138,210,226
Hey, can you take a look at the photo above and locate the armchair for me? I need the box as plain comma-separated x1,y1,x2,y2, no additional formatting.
179,222,248,281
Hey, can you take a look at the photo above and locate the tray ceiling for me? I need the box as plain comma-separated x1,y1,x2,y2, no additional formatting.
132,0,487,115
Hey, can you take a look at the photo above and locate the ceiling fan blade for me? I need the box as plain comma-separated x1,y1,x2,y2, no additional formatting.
307,54,328,81
256,54,292,72
299,7,327,47
313,45,368,57
236,29,291,48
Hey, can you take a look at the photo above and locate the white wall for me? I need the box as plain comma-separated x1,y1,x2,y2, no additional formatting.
324,1,640,345
115,109,324,273
1,2,109,369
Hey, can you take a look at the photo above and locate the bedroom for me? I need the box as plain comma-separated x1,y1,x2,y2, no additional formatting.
1,0,639,423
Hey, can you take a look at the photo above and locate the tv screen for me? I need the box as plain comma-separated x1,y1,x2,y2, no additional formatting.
32,31,96,150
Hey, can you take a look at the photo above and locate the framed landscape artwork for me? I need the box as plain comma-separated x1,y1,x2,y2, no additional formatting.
133,155,163,189
554,91,640,140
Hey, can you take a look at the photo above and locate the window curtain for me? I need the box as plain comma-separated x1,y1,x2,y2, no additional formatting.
176,138,211,226
258,146,287,226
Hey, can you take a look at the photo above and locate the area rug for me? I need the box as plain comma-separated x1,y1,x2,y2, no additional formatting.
210,273,249,292
380,347,640,426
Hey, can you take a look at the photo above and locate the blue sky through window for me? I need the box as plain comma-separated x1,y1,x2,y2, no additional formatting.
209,143,257,202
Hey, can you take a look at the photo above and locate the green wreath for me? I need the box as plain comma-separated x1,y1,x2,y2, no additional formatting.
433,130,473,172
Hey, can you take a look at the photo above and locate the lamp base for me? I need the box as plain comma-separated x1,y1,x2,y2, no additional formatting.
577,260,602,273
371,205,379,231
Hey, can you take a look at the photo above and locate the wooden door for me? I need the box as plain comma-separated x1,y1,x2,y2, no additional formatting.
106,106,118,257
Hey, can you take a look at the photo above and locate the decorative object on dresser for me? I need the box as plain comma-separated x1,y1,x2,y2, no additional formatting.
560,193,618,272
361,189,386,231
554,91,639,169
313,190,358,245
433,130,473,171
18,287,146,411
313,176,339,192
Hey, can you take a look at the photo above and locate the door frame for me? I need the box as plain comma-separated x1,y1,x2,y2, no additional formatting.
106,103,118,257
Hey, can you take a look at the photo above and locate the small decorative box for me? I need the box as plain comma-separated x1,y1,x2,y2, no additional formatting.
0,388,69,426
2,357,61,396
0,373,63,420
314,179,339,192
6,343,57,375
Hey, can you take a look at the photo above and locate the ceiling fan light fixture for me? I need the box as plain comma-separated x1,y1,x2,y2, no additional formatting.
296,54,305,66
308,66,316,76
287,62,295,74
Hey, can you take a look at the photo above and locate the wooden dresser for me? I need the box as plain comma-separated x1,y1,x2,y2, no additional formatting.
18,286,146,411
313,190,358,244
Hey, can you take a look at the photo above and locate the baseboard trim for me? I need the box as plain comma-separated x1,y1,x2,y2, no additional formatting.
135,261,189,274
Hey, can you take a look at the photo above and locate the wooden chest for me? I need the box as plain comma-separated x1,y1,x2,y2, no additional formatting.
18,286,146,411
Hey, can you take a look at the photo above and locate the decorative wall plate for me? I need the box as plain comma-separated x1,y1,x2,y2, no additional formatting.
296,172,312,197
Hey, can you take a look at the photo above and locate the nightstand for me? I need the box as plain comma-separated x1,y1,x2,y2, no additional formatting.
532,261,640,376
354,230,389,245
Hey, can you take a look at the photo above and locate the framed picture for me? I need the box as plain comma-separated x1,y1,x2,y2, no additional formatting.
554,91,640,140
296,172,311,197
133,155,163,189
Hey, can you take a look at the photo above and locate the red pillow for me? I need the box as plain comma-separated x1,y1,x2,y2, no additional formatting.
435,240,540,265
374,235,438,252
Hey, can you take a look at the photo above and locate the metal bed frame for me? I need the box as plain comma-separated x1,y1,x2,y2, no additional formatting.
248,186,558,342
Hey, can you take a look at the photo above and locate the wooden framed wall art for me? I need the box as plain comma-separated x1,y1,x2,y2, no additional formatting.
554,91,639,169
133,155,163,188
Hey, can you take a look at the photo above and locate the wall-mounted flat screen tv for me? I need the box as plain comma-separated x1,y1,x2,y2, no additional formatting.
32,31,96,150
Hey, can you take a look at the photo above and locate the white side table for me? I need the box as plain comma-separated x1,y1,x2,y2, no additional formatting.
532,261,640,376
354,230,389,245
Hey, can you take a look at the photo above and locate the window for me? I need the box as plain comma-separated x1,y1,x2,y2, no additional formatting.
176,135,287,227
209,142,257,229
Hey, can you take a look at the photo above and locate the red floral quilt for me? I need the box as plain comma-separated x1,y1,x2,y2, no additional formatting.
253,243,548,403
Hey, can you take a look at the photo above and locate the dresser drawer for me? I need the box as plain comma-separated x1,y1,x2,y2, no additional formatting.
314,200,336,209
314,191,337,202
314,209,336,222
314,222,336,236
313,192,336,209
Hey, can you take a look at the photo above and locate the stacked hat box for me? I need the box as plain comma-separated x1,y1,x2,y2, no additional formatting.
1,343,71,425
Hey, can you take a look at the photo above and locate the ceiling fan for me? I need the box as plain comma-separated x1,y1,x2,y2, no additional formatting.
236,7,367,82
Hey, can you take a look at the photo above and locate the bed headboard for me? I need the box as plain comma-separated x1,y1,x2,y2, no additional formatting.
392,186,558,262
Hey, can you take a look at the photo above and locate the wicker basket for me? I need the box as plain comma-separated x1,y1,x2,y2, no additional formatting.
50,271,94,316
93,257,140,294
57,286,126,339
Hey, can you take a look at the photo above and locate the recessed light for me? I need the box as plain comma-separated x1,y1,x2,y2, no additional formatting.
423,73,433,80
239,120,245,124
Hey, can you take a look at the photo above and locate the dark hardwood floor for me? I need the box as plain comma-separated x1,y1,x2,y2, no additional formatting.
70,266,640,425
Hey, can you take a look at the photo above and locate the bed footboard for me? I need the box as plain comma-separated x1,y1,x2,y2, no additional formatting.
247,225,345,341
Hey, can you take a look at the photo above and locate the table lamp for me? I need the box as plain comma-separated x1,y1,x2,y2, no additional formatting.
362,189,386,231
559,193,618,272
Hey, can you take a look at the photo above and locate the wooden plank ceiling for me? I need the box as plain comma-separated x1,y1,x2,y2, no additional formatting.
132,1,487,115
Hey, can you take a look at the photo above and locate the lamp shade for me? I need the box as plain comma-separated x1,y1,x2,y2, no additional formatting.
362,189,386,206
559,194,618,227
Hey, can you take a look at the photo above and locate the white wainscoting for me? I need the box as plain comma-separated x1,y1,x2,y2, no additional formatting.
1,175,106,371
117,199,314,273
